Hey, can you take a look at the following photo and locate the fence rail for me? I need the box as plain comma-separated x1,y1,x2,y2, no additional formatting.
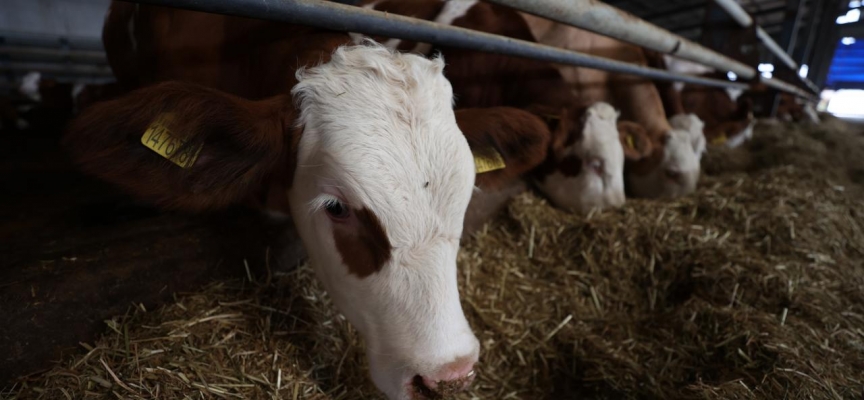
117,0,817,101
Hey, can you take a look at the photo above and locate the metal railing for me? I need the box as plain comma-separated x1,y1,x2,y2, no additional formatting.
712,0,821,94
119,0,816,100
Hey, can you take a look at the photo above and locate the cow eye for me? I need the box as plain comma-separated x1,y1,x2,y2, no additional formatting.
325,200,351,220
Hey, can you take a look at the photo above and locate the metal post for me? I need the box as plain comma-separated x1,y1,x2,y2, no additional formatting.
484,0,756,79
711,0,819,93
122,0,752,91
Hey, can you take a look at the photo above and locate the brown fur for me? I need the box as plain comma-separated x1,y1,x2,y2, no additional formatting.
680,75,754,144
64,81,297,212
333,207,393,278
456,107,552,190
618,121,654,161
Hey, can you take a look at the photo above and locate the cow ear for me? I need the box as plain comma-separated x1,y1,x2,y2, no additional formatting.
64,81,297,211
617,121,653,161
455,107,551,189
523,104,573,156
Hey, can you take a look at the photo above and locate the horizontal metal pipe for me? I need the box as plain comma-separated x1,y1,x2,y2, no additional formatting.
762,77,817,100
123,0,752,92
0,61,113,76
712,0,754,27
0,30,104,51
712,0,819,96
0,45,107,61
486,0,757,79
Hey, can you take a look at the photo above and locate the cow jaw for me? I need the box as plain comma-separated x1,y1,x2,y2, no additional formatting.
536,102,625,213
288,43,479,399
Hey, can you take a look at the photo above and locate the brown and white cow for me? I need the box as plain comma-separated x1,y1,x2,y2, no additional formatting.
356,0,653,224
518,17,707,199
52,3,580,398
656,55,756,148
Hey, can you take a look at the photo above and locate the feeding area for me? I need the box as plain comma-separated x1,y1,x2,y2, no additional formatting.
2,0,862,399
5,117,864,399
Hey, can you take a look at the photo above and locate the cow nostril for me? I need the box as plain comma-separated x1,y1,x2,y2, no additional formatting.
665,169,682,182
587,158,604,175
412,375,436,398
412,370,476,399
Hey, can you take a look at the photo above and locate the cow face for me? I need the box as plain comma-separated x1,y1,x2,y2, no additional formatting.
534,102,627,213
63,43,479,400
627,114,705,198
289,45,479,399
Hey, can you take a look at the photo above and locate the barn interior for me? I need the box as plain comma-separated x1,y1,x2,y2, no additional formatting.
1,0,863,399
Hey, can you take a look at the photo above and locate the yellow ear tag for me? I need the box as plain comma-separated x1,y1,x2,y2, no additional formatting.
473,148,506,174
141,113,203,168
625,134,635,150
710,133,728,146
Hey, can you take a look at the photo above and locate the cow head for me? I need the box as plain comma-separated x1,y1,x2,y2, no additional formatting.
532,102,628,213
64,44,479,400
289,45,480,399
627,113,706,198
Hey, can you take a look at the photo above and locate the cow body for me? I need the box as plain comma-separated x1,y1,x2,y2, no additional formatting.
358,0,651,230
62,3,527,399
657,55,756,148
520,17,706,199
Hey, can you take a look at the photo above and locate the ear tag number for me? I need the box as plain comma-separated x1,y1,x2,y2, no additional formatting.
710,133,728,146
473,148,506,174
141,113,203,168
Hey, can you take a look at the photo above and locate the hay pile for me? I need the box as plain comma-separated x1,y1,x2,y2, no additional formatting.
5,117,864,399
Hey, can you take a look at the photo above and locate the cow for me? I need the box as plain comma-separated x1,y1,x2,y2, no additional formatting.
516,16,707,199
645,53,756,149
56,3,580,398
354,0,654,227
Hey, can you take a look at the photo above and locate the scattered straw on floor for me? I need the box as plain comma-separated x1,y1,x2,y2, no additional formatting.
5,116,864,399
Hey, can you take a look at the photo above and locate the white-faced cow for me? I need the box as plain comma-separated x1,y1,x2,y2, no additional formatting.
54,2,572,398
518,17,707,199
356,0,653,228
652,54,756,148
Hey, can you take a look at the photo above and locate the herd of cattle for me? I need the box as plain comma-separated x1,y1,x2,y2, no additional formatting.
5,1,820,399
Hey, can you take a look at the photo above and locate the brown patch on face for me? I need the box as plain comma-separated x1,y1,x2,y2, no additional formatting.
332,207,392,278
557,154,583,177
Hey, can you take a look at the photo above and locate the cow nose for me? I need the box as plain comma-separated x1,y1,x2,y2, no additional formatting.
665,168,682,182
414,358,477,397
587,158,604,175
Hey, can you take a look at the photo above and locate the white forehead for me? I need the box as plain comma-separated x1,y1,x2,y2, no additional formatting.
292,44,474,241
581,102,620,150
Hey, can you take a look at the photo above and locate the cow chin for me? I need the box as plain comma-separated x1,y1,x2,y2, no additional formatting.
537,171,625,214
300,230,479,400
627,166,699,198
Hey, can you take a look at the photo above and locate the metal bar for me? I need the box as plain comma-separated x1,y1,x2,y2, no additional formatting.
712,0,820,95
0,61,113,76
762,76,816,99
485,0,757,79
122,0,751,91
0,30,104,51
756,27,797,69
0,45,107,61
713,0,754,26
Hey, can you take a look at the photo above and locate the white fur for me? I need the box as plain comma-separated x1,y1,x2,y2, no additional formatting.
288,43,478,400
411,0,478,54
628,114,705,198
535,102,626,213
19,71,42,102
349,0,403,49
725,119,756,148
